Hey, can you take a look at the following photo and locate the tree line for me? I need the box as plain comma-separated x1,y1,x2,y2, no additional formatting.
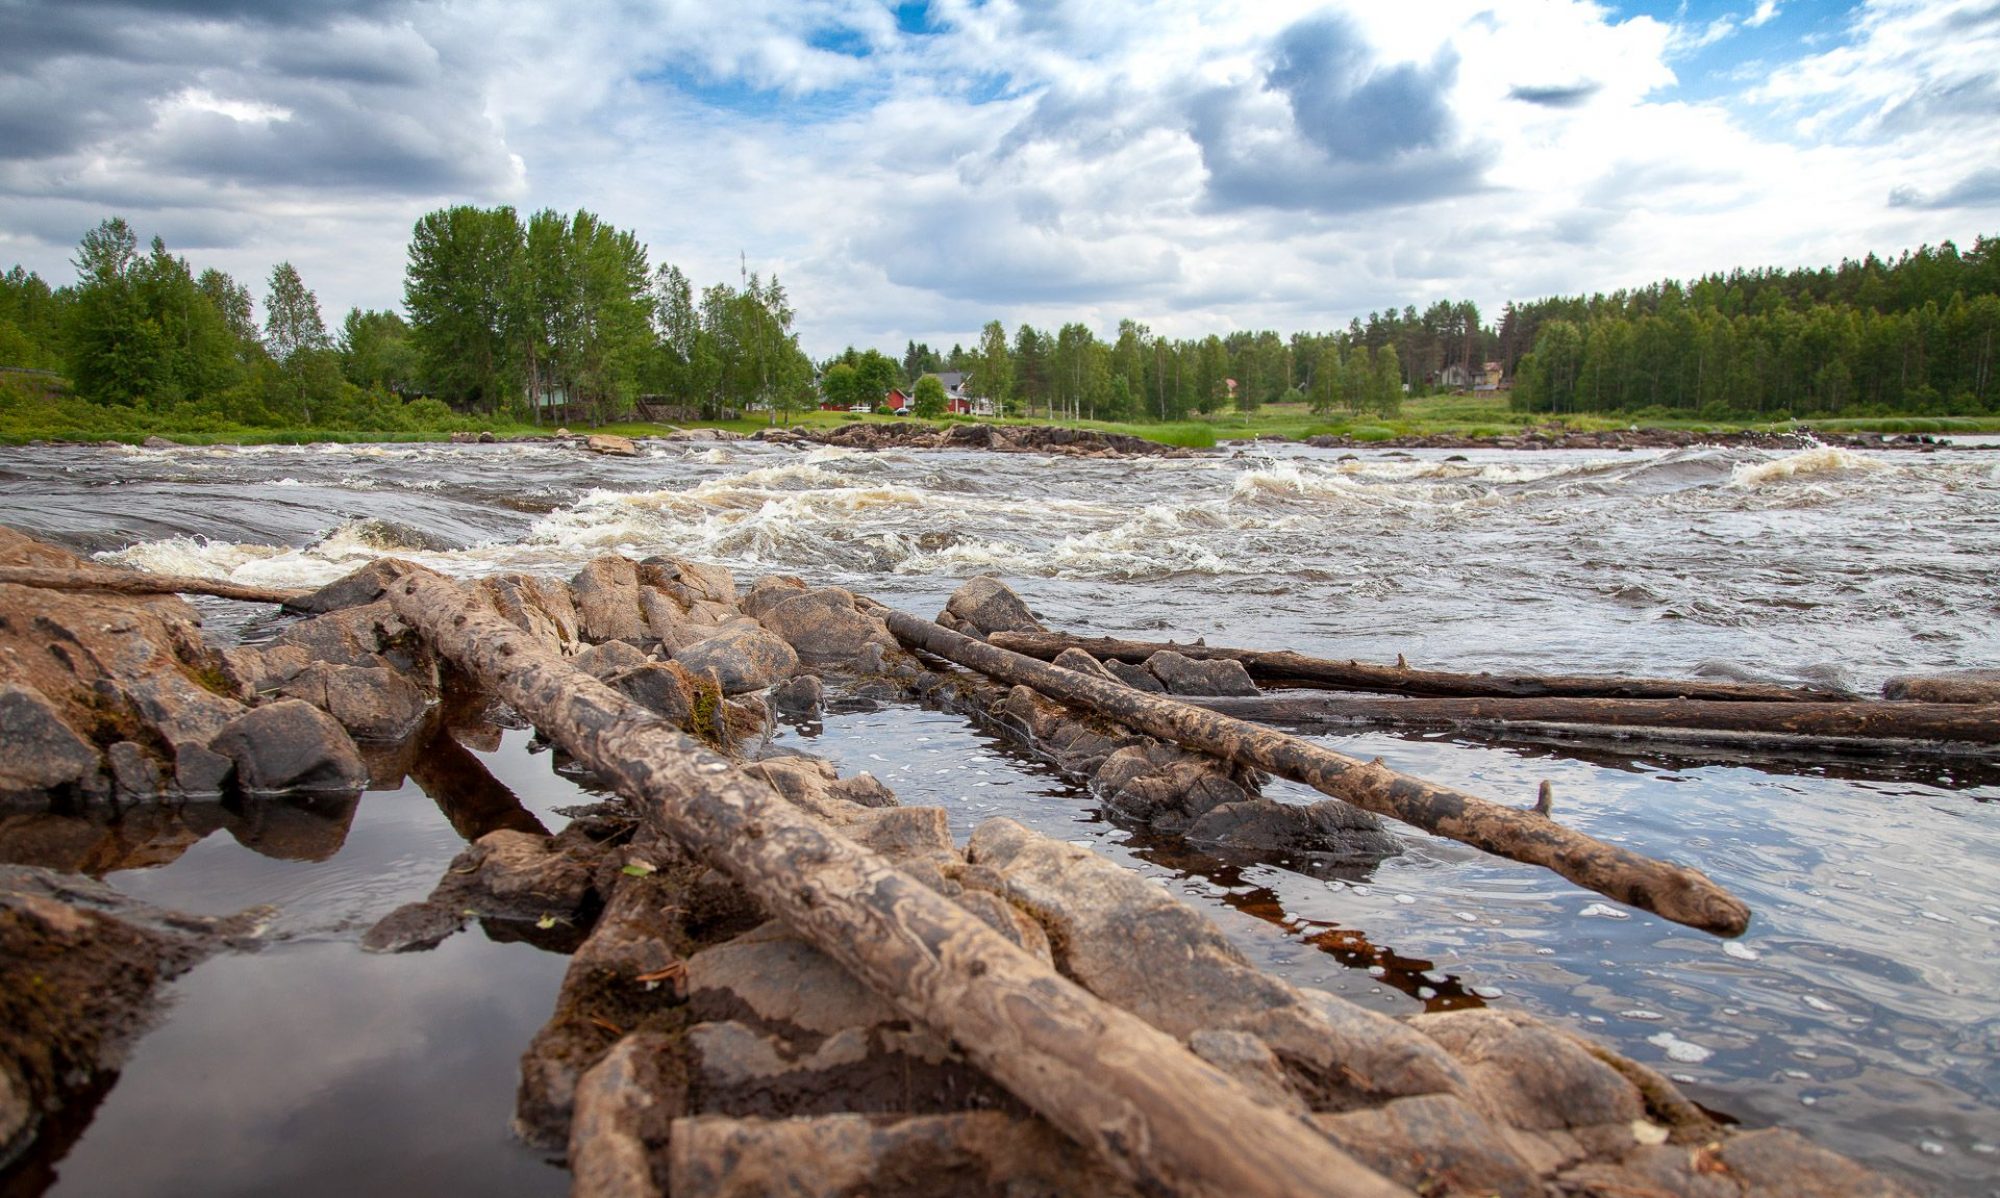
4,216,1995,428
1508,237,2000,417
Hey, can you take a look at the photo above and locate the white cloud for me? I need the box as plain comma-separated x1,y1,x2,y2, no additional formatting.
0,0,1995,356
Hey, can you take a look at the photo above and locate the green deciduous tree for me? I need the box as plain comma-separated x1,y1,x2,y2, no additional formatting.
912,373,947,418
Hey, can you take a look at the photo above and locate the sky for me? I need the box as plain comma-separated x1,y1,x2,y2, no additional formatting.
2,0,1998,357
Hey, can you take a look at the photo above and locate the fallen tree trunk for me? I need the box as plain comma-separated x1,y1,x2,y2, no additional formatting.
987,630,1849,703
1183,694,2000,749
888,611,1750,937
382,568,1409,1198
0,564,307,606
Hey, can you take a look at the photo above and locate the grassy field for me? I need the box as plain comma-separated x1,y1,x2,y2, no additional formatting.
7,374,1999,450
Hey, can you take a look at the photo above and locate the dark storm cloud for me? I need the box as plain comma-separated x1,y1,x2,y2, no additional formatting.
1184,15,1483,215
0,0,515,196
1888,167,2000,210
1507,82,1601,108
1266,15,1458,164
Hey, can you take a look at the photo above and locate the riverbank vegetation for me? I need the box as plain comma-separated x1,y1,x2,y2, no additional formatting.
3,214,1996,446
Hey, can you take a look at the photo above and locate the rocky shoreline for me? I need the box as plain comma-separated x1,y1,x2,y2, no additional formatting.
0,527,1933,1196
25,419,1985,460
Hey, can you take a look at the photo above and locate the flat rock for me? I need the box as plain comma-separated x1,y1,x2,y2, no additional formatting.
208,699,368,793
666,1112,1136,1198
586,434,639,457
964,816,1466,1108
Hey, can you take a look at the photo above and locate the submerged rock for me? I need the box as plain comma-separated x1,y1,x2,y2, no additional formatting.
1,865,259,1167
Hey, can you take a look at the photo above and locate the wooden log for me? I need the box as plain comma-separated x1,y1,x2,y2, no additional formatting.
0,564,307,606
986,630,1850,703
1182,694,2000,749
886,610,1750,937
382,568,1409,1198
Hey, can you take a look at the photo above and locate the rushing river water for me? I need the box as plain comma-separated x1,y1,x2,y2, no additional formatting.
1,435,1997,1196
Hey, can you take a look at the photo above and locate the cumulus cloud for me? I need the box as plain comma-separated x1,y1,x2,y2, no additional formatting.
0,0,1995,354
1185,13,1485,215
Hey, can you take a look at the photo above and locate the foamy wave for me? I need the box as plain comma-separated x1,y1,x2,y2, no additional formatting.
97,519,473,590
522,478,931,558
1731,446,1886,487
903,501,1243,580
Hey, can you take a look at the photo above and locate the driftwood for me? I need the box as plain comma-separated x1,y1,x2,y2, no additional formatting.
0,564,307,606
987,630,1851,703
1185,694,2000,751
885,611,1750,937
381,568,1409,1198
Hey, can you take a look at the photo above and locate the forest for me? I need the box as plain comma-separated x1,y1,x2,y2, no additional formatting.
2,213,1995,435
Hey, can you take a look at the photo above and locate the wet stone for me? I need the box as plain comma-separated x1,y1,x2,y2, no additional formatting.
207,699,368,794
282,559,408,615
276,661,432,742
757,589,894,668
106,741,166,799
673,626,799,695
1143,650,1260,696
942,575,1044,637
573,556,652,644
770,674,823,718
0,683,100,795
1103,658,1165,692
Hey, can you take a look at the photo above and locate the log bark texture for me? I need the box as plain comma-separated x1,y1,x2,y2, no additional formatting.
0,564,307,606
890,612,1750,937
987,630,1849,703
1183,694,2000,748
382,569,1409,1198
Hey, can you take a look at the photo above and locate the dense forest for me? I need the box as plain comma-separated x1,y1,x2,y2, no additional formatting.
2,215,1995,431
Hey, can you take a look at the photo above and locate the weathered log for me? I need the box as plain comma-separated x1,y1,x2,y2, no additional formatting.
1183,694,2000,749
987,630,1851,703
0,564,307,606
382,568,1409,1198
887,611,1750,937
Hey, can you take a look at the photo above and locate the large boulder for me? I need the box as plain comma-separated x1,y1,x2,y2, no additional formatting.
271,600,436,690
478,573,582,655
757,589,894,668
281,559,410,615
573,557,652,644
640,558,736,607
207,700,368,793
673,626,799,694
277,661,432,741
941,576,1043,637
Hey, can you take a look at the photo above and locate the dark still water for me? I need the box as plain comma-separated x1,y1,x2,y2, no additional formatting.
1,437,1996,1195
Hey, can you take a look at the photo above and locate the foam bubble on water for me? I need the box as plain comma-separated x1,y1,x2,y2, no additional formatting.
1646,1031,1713,1063
1367,965,1386,977
1394,893,1417,905
1802,994,1839,1013
1729,445,1885,488
1620,1009,1667,1022
1417,986,1437,999
1723,940,1760,961
1578,902,1629,919
1470,984,1504,998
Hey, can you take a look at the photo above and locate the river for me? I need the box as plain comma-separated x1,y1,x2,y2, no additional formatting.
1,435,1996,1196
